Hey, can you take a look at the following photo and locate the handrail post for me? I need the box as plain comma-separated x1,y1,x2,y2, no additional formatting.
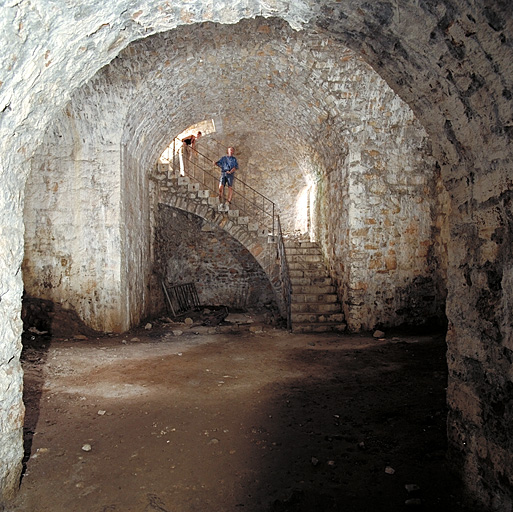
172,138,176,171
160,135,292,330
272,202,275,237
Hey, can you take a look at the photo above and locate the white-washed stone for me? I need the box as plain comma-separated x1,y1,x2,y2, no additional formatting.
0,2,512,509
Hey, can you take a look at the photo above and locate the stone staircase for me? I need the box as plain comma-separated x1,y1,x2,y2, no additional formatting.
153,162,346,333
155,163,271,238
152,162,289,320
284,239,347,333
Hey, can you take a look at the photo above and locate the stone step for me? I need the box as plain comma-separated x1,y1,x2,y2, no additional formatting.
188,183,201,192
291,312,345,323
292,322,347,334
292,286,338,302
288,261,326,271
288,269,330,279
288,254,322,263
290,276,332,286
285,247,322,256
291,302,342,314
197,189,211,199
283,240,316,249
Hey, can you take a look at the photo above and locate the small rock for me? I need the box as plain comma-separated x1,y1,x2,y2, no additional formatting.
373,330,385,338
97,410,106,416
81,444,92,452
311,457,319,466
74,334,88,340
184,318,193,325
172,330,183,336
405,498,422,506
144,323,152,330
131,337,140,342
28,326,48,335
385,466,395,475
208,438,220,445
358,441,366,450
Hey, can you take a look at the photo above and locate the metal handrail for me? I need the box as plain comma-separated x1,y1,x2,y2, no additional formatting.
165,136,292,330
172,136,276,237
276,216,292,331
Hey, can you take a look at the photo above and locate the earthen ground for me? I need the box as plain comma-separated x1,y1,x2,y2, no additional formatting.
11,316,476,512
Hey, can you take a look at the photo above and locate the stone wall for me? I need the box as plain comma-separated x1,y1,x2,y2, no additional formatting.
23,19,443,334
23,90,127,332
155,205,276,311
1,1,513,509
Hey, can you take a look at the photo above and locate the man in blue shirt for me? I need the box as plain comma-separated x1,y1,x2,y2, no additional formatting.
215,147,238,206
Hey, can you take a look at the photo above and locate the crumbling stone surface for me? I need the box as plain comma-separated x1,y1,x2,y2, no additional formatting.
21,296,100,338
0,1,512,509
154,205,277,311
23,18,443,335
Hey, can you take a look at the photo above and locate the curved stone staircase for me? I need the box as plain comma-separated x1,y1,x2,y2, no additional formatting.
152,156,346,333
151,162,288,318
285,239,347,333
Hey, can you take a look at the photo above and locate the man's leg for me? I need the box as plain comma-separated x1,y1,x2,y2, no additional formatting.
227,186,233,203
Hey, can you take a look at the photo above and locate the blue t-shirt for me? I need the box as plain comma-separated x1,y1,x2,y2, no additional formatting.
216,155,238,173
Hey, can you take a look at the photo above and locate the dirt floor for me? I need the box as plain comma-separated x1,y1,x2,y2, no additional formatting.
10,311,477,512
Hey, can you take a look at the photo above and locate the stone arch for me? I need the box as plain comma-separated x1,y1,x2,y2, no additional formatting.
1,2,512,508
154,201,280,315
24,17,437,331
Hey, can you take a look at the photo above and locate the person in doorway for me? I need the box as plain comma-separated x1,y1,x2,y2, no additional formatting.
215,146,238,206
181,131,202,172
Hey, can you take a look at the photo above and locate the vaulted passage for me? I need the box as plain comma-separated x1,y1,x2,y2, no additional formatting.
23,19,445,333
1,3,513,510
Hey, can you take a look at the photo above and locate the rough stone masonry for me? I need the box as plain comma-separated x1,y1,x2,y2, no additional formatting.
1,1,512,510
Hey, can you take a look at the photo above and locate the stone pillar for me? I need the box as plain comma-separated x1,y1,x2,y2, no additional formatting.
444,159,513,510
0,166,25,502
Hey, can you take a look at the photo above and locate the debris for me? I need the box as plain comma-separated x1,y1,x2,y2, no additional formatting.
405,498,422,506
373,330,385,338
203,309,228,326
172,330,183,336
311,457,319,466
145,323,152,330
74,334,88,340
385,466,395,474
184,317,194,325
81,444,92,452
131,337,140,342
97,410,106,416
28,326,48,335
